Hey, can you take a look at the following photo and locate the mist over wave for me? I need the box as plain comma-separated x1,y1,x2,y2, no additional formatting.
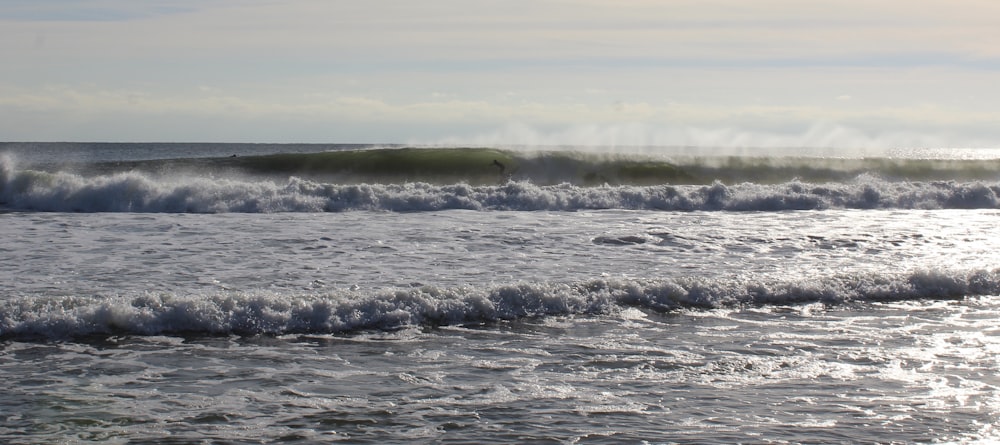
3,269,996,339
422,122,1000,156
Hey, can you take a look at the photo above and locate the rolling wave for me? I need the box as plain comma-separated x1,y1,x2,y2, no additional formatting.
3,269,997,339
2,155,999,212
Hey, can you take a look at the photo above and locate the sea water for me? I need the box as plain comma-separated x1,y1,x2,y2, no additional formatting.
1,143,999,443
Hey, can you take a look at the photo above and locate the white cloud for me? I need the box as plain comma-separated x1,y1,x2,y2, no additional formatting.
6,1,999,63
2,0,1000,143
3,82,999,146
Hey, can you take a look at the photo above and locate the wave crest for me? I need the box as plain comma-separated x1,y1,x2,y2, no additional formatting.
3,269,998,339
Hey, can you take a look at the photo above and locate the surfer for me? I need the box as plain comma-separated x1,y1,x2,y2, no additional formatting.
491,159,506,174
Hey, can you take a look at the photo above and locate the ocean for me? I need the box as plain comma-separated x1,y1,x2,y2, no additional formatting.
1,142,999,443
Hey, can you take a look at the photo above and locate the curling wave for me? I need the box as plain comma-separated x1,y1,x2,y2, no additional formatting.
12,146,1000,185
2,269,997,339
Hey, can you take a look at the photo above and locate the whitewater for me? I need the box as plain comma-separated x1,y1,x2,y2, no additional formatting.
1,142,1000,443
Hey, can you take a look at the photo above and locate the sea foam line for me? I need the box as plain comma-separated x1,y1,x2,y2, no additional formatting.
3,269,997,339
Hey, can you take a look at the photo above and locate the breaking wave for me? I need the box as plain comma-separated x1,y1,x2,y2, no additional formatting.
3,269,997,339
2,157,999,212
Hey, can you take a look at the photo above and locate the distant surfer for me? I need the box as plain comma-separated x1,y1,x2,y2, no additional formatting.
491,159,506,174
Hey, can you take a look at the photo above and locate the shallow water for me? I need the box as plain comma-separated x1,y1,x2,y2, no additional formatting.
2,209,999,443
4,298,999,443
4,209,998,298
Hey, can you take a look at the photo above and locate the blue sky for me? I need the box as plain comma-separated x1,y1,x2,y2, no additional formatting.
2,0,999,148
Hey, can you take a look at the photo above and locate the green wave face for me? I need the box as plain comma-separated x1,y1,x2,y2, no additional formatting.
213,148,699,185
238,148,703,185
228,149,1000,185
80,147,1000,185
239,148,515,180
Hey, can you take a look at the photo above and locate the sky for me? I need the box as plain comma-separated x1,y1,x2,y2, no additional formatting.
2,0,1000,148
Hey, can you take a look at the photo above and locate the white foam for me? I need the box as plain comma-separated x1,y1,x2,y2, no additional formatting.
3,269,997,339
